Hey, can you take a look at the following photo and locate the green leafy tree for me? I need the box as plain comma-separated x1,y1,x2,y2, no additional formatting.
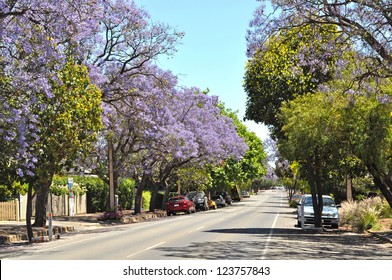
279,92,346,227
337,82,392,207
210,106,267,191
24,60,102,238
244,24,341,139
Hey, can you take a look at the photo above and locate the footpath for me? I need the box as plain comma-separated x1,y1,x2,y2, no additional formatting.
0,210,166,244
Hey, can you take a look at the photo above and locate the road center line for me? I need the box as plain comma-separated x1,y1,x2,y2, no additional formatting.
188,225,205,233
261,193,283,260
126,241,166,258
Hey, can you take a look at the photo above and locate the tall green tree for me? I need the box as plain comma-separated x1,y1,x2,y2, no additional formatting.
244,24,341,139
337,81,392,207
24,60,102,239
279,92,347,227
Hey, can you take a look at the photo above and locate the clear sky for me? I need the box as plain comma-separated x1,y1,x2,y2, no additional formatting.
134,0,270,141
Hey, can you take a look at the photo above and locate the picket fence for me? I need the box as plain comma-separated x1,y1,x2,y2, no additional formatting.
0,199,20,221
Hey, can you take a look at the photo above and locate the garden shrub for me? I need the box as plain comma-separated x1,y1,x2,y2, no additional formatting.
340,197,385,232
117,178,136,210
142,191,151,211
83,177,109,213
98,210,123,221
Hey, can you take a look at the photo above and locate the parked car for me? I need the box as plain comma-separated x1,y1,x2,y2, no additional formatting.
166,195,196,216
208,199,217,210
211,195,226,207
216,191,232,205
289,193,303,208
187,191,209,211
297,194,340,229
230,186,242,202
241,190,250,198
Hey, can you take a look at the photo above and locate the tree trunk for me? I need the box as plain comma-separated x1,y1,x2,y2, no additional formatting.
367,163,392,208
314,152,323,228
162,182,172,210
149,182,159,212
134,173,147,214
26,184,34,242
307,154,323,228
346,175,353,201
33,183,50,227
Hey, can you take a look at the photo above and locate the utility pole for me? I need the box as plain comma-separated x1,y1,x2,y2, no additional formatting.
108,140,115,210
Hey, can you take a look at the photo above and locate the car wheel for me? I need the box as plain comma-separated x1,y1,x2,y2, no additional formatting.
331,224,339,229
167,211,171,216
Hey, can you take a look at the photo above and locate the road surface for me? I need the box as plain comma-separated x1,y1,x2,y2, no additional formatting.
3,190,392,260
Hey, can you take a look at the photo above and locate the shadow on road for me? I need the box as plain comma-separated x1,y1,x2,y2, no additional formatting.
156,227,392,260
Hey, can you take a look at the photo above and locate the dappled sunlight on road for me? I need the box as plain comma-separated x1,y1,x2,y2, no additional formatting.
156,227,392,260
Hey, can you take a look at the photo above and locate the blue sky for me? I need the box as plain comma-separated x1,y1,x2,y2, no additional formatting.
134,0,270,141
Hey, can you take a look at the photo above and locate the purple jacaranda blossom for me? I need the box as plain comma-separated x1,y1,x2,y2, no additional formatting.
247,0,392,79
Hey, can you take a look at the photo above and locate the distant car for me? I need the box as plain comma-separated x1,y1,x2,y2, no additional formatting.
187,191,209,211
230,186,242,202
241,190,250,198
211,195,226,207
216,191,232,205
297,194,340,229
289,193,303,208
208,199,217,210
166,195,196,216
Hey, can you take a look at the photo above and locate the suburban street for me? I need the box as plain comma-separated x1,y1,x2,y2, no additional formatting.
2,190,392,260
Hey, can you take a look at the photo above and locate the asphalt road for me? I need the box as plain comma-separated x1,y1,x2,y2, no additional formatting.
3,190,392,260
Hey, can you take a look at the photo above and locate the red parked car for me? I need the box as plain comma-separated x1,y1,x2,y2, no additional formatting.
166,195,196,216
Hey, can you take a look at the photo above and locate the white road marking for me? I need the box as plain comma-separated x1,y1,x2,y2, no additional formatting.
261,193,283,260
126,241,167,258
188,225,205,233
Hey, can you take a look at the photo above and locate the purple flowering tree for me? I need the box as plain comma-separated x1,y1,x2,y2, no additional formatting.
1,1,106,237
247,0,392,78
82,0,183,211
142,87,248,212
1,0,184,226
0,0,102,176
95,66,248,214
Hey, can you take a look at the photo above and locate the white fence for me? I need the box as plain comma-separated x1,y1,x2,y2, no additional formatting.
0,193,87,221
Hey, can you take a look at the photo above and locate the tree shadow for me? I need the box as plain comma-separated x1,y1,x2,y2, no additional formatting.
156,227,392,260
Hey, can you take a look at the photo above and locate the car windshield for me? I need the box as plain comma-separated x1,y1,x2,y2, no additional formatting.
169,197,183,202
187,192,196,199
302,196,335,207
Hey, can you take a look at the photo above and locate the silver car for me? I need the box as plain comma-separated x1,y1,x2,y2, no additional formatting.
297,194,340,229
